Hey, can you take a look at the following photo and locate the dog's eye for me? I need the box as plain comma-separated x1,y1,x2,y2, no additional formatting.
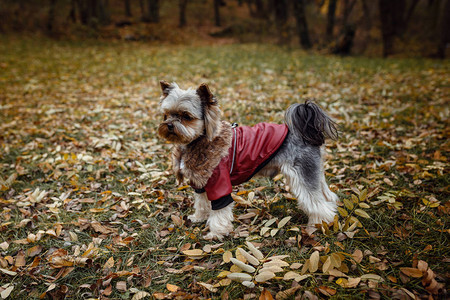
182,113,192,121
163,114,167,121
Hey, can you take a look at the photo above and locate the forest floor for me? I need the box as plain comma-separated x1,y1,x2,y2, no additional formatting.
0,37,448,299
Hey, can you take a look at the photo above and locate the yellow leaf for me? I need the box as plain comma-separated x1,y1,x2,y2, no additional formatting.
400,267,423,278
182,249,203,257
337,207,348,217
354,209,370,219
217,271,231,278
223,251,232,263
166,283,179,292
343,198,354,210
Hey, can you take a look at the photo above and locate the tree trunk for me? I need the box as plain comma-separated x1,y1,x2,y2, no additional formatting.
293,0,312,49
179,0,188,27
69,0,77,22
437,0,450,58
214,0,221,26
76,0,89,25
273,0,289,44
326,0,337,42
125,0,132,17
147,0,160,23
139,0,146,21
47,0,57,33
342,0,356,29
378,0,396,57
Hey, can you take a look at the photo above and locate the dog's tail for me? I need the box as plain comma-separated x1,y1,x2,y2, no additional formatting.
284,100,338,146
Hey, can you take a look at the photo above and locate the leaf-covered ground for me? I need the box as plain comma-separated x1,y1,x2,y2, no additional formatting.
0,37,448,299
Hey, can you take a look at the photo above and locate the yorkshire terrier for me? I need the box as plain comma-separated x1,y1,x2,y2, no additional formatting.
158,81,339,240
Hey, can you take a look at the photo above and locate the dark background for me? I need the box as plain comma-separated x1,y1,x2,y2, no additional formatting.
1,0,449,58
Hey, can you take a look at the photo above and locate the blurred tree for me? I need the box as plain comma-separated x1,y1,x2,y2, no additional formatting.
293,0,312,49
125,0,132,17
47,0,57,32
437,0,450,58
326,0,337,43
273,0,289,44
76,0,110,26
341,0,356,29
179,0,188,27
139,0,146,21
69,0,77,22
378,0,419,57
145,0,159,23
214,0,222,26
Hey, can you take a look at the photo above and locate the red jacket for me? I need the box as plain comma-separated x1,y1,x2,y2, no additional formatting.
196,123,288,209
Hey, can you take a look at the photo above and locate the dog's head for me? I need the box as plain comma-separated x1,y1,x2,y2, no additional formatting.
158,81,222,144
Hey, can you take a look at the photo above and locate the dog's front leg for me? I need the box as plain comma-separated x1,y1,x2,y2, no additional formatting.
205,203,234,240
188,192,211,223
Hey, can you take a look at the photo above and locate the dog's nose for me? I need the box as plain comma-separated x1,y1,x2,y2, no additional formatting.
167,123,174,131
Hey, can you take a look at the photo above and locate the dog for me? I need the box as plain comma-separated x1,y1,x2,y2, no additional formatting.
157,81,339,240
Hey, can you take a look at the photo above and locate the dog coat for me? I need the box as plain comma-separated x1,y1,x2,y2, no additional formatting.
194,123,288,210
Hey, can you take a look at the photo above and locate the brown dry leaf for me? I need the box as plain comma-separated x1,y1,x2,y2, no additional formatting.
153,292,167,299
131,291,150,300
103,256,114,269
116,281,127,292
166,283,179,292
275,285,301,300
318,286,337,296
400,267,423,278
92,221,117,234
197,282,218,292
102,285,112,296
336,277,361,288
25,245,42,257
15,250,26,267
259,288,274,300
352,249,363,263
309,251,320,273
170,215,183,227
0,285,14,299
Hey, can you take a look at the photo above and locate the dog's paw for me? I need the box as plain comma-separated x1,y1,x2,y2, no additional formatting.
203,231,224,241
188,214,208,223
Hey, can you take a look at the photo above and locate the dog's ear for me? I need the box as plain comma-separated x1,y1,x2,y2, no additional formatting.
160,80,171,97
196,83,216,105
196,83,221,141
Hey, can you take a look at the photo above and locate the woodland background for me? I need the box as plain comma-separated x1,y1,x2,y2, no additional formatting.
0,0,449,300
0,0,449,57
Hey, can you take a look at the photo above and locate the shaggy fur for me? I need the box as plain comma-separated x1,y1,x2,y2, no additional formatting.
157,81,339,240
173,121,232,188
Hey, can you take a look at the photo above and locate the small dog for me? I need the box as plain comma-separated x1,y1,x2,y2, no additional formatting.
158,81,339,240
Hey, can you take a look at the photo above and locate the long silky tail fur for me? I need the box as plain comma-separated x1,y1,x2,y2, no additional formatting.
285,100,338,146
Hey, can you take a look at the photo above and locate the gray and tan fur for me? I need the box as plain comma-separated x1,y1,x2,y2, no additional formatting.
158,81,338,239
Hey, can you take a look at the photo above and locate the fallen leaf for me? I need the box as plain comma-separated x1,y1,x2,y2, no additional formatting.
400,267,423,278
166,283,179,292
259,288,274,300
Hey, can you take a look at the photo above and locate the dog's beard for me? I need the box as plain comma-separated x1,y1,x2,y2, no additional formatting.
158,120,204,144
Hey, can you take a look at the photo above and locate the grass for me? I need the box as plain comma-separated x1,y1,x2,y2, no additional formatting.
0,36,448,299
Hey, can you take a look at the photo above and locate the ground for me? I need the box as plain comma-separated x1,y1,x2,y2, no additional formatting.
0,37,448,299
